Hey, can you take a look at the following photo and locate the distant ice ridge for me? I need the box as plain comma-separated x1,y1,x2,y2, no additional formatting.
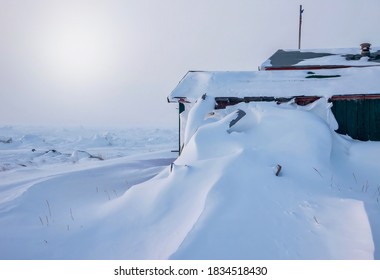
0,126,177,171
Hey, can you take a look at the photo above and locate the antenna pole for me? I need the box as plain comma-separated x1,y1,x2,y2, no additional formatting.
298,5,304,49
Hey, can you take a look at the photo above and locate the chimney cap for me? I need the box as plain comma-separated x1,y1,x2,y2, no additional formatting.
360,42,371,48
360,43,371,56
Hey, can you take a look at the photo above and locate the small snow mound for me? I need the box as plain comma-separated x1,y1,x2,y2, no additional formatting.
91,133,113,146
0,137,12,144
70,150,104,162
20,134,46,144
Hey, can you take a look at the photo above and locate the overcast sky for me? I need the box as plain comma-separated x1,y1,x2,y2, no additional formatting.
1,0,379,128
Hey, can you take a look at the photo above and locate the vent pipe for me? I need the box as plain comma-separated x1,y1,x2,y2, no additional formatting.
360,43,371,57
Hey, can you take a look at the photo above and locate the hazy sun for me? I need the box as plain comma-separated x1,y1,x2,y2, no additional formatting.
37,9,121,89
49,24,104,79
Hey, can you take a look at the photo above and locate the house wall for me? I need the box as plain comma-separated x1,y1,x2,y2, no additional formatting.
331,99,380,141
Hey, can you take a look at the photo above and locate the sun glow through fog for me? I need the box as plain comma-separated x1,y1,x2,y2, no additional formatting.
47,24,106,81
36,7,124,89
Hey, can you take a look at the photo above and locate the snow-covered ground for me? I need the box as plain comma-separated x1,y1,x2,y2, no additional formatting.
1,100,380,260
0,126,177,259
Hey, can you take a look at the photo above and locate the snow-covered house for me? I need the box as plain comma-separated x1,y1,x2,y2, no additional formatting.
261,43,380,71
168,44,380,153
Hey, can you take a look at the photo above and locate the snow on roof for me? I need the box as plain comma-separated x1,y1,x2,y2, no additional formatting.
168,66,380,102
261,47,380,69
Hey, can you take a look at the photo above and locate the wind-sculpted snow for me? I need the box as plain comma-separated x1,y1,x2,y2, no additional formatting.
0,105,379,259
167,100,376,259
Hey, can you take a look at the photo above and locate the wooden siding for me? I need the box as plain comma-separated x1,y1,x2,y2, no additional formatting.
331,99,380,141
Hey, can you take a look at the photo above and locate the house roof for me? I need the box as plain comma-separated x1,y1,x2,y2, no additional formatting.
261,47,380,70
168,66,380,103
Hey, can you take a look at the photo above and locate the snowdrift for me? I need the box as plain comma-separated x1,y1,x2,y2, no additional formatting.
112,98,378,260
1,101,379,259
170,98,378,259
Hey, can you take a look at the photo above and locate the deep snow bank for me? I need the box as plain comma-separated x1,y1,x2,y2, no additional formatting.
1,104,379,259
109,99,378,259
170,99,375,259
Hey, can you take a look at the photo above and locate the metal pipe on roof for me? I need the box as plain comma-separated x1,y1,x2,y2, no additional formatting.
298,5,304,49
